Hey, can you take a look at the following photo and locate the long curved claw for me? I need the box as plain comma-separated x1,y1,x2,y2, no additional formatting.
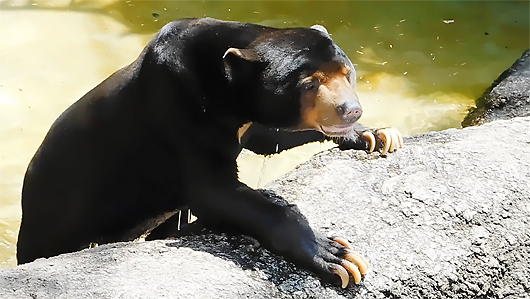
377,129,391,155
333,237,353,249
387,128,403,152
364,127,403,155
341,260,362,285
388,129,397,152
396,128,404,147
344,250,370,275
333,264,350,288
332,237,370,286
362,131,376,153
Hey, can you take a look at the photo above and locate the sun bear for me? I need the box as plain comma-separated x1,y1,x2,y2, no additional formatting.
17,18,402,288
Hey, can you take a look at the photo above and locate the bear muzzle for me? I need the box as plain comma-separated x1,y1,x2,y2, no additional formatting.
335,102,363,123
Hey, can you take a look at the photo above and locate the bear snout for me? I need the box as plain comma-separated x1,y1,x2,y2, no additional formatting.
335,102,362,123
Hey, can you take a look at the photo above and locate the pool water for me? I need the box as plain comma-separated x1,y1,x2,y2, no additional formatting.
0,0,528,268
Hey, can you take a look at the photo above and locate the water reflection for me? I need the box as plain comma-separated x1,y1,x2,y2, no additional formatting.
0,0,528,268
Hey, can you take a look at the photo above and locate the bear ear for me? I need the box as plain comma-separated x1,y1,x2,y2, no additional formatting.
223,48,259,83
310,24,330,37
223,48,258,61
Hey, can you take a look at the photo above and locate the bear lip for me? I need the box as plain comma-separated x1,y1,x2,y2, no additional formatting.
320,124,354,137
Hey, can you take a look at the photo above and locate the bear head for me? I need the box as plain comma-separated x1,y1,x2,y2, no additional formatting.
223,25,362,138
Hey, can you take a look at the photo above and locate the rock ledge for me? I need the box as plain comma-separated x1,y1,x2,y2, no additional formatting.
1,116,529,299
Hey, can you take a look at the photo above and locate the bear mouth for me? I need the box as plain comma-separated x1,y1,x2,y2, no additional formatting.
320,124,354,137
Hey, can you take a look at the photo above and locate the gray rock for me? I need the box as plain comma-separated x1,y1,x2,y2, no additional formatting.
462,49,530,127
1,116,529,298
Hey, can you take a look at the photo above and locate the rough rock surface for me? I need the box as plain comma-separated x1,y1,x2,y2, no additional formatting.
462,49,530,127
1,116,529,299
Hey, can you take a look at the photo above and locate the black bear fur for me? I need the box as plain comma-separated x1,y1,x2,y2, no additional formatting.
18,18,381,286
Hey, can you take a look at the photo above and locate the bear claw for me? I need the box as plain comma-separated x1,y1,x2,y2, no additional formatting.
333,236,353,249
333,264,351,288
361,131,376,153
342,259,362,285
331,237,370,287
363,127,403,155
344,250,370,274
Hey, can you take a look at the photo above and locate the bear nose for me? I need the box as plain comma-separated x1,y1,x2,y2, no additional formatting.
336,103,362,123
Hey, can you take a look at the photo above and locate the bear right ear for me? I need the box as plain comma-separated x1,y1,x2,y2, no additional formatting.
223,48,259,82
223,48,258,61
310,24,331,38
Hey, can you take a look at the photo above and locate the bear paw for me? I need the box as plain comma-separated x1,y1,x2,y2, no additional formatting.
362,127,403,155
332,237,370,287
311,235,370,288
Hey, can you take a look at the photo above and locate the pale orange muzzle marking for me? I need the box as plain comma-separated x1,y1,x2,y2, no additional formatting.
299,65,359,131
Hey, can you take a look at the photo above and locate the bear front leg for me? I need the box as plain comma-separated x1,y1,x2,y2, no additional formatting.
337,123,403,155
189,184,369,288
260,193,370,287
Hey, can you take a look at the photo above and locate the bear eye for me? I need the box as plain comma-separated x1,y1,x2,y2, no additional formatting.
345,70,353,83
346,68,356,85
302,79,319,91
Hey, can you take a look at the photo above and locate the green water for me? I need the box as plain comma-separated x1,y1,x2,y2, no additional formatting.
31,0,529,96
0,0,528,268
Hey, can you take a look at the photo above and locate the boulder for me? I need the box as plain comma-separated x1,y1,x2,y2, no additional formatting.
462,49,530,127
1,116,529,299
